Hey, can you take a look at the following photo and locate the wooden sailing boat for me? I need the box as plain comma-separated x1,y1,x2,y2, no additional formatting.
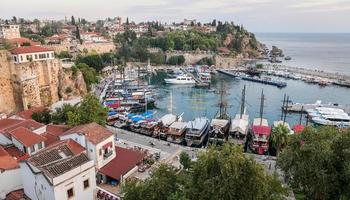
251,89,271,155
229,85,249,145
208,80,231,145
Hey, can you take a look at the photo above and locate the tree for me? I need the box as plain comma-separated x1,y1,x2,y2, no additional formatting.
52,104,77,124
179,152,191,170
167,55,185,65
32,109,52,124
71,16,76,25
270,124,290,155
76,63,99,90
76,54,104,71
278,127,350,200
122,143,286,200
57,51,73,59
211,19,217,27
74,93,108,126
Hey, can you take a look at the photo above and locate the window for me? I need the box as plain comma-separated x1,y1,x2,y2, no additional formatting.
47,53,49,58
38,142,42,149
35,54,38,59
14,56,17,62
67,188,74,199
83,179,90,189
99,149,102,156
31,146,35,153
20,56,23,61
51,53,55,58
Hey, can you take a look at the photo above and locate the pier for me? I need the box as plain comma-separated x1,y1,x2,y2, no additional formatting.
217,69,287,88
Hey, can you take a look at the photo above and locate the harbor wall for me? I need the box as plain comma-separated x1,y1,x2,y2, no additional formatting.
0,50,17,114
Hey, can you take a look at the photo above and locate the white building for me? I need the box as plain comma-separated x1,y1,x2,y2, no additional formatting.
0,146,22,199
81,32,107,43
20,139,96,200
60,122,116,169
9,127,46,156
0,24,20,39
10,46,55,64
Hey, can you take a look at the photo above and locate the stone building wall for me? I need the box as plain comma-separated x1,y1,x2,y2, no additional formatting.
0,50,87,114
0,50,17,113
44,42,115,54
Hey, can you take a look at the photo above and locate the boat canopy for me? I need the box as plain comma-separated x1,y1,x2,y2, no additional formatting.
210,119,229,127
230,114,249,134
159,114,177,127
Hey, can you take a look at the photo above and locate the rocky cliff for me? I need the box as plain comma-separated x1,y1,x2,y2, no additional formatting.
58,67,87,100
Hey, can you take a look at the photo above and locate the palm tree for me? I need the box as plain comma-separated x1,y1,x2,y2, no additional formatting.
270,124,290,155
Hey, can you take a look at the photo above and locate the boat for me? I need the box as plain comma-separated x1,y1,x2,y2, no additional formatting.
284,56,292,60
208,80,230,145
154,113,178,139
307,107,350,127
167,121,187,144
229,85,249,145
164,74,196,84
185,117,210,147
250,90,271,155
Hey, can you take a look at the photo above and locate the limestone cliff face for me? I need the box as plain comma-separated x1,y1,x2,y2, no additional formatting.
58,68,87,100
0,49,87,114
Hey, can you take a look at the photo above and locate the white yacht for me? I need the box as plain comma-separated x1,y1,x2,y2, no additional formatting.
307,107,350,127
164,74,196,84
230,114,249,144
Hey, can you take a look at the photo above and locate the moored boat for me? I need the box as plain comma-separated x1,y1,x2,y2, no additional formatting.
185,117,210,147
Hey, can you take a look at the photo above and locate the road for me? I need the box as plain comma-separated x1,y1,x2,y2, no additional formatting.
107,126,200,160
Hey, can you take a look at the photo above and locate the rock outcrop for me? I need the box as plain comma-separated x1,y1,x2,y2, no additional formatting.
58,68,87,100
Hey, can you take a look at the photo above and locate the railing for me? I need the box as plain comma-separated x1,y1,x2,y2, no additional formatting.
104,151,113,159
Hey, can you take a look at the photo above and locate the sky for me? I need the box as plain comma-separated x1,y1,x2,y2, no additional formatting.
1,0,350,33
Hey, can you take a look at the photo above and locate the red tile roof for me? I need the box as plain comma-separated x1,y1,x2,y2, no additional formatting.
2,145,29,161
27,140,89,179
4,119,44,132
0,119,23,131
0,146,19,170
252,126,271,136
8,37,40,46
10,46,53,55
5,189,28,200
9,127,46,147
99,147,145,180
43,125,70,146
14,107,45,120
63,123,114,145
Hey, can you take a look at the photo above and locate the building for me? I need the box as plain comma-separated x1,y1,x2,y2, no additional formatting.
183,19,196,26
0,24,20,39
20,140,96,200
10,46,55,64
60,123,116,170
81,32,107,43
0,146,22,199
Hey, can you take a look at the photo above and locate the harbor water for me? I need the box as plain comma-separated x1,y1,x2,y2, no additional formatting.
255,33,350,75
145,33,350,126
150,72,350,126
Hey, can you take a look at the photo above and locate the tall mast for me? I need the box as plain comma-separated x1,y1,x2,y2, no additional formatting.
283,96,289,124
240,85,246,119
259,89,265,126
299,106,304,125
281,94,286,120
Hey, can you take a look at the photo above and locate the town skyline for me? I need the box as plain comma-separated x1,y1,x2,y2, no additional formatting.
1,0,350,33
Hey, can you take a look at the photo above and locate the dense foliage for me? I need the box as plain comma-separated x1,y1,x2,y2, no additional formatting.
270,124,290,155
76,54,104,71
122,143,286,200
75,63,100,90
197,57,215,66
113,21,260,64
167,55,185,65
32,109,52,124
278,127,350,200
52,94,107,126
